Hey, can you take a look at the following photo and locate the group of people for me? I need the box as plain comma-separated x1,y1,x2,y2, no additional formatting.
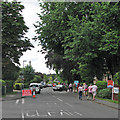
78,83,97,101
68,82,97,101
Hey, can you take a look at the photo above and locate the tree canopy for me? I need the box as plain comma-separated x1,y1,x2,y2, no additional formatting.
34,2,120,83
2,2,34,80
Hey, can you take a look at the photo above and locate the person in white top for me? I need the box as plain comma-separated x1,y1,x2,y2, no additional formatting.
87,84,92,100
92,83,97,101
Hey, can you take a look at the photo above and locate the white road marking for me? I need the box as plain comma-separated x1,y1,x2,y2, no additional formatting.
22,112,24,119
65,102,72,107
60,110,71,116
48,112,52,116
74,112,82,116
46,103,49,104
26,113,35,117
52,95,56,98
57,98,63,102
36,110,48,117
67,111,74,116
16,99,19,104
22,98,24,104
54,103,57,105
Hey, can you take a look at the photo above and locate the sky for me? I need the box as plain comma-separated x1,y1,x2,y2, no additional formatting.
8,0,56,74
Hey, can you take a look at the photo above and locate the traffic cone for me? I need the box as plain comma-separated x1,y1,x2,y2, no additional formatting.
33,89,36,98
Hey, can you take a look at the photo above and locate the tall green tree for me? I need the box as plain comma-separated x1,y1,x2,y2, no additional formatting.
23,65,35,84
35,2,120,83
2,2,34,80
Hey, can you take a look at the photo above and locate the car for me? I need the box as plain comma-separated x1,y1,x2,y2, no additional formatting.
53,84,68,91
29,83,41,94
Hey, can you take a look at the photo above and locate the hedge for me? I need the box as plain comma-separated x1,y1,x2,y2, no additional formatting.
96,81,107,92
0,80,6,86
97,88,112,99
0,80,6,95
5,80,14,93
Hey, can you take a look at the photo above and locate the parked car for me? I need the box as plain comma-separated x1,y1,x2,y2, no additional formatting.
53,84,68,91
29,83,41,94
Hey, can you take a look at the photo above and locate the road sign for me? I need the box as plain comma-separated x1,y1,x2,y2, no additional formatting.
22,89,32,96
74,80,79,87
113,87,119,94
107,80,114,88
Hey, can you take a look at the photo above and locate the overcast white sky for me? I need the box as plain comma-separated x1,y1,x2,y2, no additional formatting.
8,0,56,74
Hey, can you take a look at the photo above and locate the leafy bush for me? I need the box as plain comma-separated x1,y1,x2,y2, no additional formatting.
96,81,107,92
14,83,23,90
24,83,29,88
0,80,6,86
47,81,52,84
113,71,120,86
97,88,112,99
0,80,6,95
14,78,23,83
53,81,58,85
5,80,14,93
30,75,42,83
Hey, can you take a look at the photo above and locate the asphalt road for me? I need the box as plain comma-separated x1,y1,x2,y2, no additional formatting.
2,87,118,119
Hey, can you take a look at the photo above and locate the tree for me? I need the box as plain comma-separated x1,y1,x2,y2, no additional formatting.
23,65,35,84
35,2,120,83
2,2,34,80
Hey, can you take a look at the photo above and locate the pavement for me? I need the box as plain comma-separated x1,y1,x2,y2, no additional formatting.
1,89,119,111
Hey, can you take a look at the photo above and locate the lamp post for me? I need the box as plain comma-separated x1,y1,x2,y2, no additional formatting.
23,60,27,89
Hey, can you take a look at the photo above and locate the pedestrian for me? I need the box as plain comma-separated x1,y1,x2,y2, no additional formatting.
87,84,92,100
82,83,88,96
73,83,76,92
69,83,73,92
77,83,79,92
92,83,97,101
78,84,83,100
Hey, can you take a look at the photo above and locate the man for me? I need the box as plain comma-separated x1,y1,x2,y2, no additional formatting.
92,83,97,101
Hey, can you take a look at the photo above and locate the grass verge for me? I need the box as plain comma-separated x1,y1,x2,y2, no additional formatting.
96,97,118,104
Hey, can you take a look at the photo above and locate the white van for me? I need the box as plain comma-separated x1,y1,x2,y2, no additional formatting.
29,83,41,94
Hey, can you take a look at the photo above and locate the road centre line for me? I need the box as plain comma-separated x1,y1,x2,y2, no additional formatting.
16,99,19,104
57,98,63,102
65,102,72,107
74,112,82,116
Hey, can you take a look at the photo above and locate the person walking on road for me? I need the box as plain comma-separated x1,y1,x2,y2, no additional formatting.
69,83,73,92
87,84,92,100
78,84,83,100
92,83,97,101
82,83,88,96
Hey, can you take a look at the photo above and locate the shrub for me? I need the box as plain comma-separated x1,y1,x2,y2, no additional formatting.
113,71,120,86
5,80,14,93
97,88,112,99
96,81,107,92
14,83,23,90
53,81,58,85
47,81,52,84
24,83,29,88
0,80,6,95
0,80,6,86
